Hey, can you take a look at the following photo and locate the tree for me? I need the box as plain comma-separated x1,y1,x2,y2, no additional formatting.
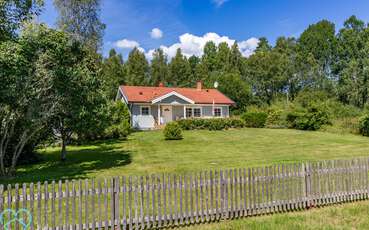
0,0,43,42
168,48,192,87
202,41,218,72
216,42,230,71
19,24,102,161
298,20,337,80
245,49,289,105
54,0,105,51
338,59,369,107
255,37,271,52
229,42,243,74
211,72,252,110
101,49,125,99
0,23,60,176
336,16,369,107
125,47,149,86
188,55,200,82
150,48,168,86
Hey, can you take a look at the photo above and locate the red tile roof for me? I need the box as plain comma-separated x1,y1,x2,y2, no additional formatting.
120,85,235,105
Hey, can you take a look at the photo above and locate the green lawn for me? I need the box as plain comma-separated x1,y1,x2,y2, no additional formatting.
6,128,369,184
182,200,369,230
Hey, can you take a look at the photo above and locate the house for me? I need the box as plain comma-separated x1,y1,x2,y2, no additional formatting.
116,81,235,130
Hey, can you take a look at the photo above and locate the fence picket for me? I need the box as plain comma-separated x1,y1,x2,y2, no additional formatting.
189,174,194,224
103,179,108,230
122,176,127,230
97,180,102,230
134,176,139,230
162,174,167,227
140,176,145,229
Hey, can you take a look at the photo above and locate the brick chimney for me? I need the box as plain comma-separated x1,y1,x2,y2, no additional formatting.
196,81,203,91
158,82,165,87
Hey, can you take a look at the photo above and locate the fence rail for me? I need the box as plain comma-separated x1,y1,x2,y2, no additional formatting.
1,157,369,230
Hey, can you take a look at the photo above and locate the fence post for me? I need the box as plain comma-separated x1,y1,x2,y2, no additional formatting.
304,162,312,208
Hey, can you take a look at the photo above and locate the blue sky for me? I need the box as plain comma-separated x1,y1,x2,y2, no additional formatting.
39,0,369,59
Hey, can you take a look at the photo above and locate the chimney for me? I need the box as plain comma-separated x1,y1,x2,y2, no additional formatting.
196,81,202,91
158,82,165,87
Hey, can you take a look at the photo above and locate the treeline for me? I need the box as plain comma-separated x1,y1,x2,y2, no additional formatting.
104,16,369,111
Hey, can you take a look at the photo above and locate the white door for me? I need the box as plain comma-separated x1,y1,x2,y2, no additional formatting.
162,106,172,124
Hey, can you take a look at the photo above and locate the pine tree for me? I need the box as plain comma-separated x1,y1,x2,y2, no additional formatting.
168,48,191,87
202,41,218,72
101,49,125,99
229,42,243,73
150,48,168,86
125,47,149,86
216,42,230,71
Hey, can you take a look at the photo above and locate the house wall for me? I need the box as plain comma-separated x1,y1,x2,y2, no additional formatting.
130,104,157,129
128,103,230,129
186,105,229,117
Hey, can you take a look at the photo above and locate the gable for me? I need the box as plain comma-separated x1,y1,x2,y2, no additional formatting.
152,94,191,104
151,91,195,104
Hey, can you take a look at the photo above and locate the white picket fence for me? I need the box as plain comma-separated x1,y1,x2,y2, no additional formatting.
1,157,369,229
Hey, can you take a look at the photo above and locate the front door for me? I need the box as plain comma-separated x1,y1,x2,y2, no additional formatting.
162,106,172,124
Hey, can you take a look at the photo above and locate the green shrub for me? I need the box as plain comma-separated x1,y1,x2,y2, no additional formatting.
359,115,369,136
104,120,131,139
164,122,183,140
103,101,132,139
321,117,360,134
176,118,245,131
291,107,330,131
227,118,246,128
265,109,286,128
241,112,268,128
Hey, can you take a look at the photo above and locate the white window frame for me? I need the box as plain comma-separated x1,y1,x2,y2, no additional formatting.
193,107,202,118
185,107,202,118
185,107,193,118
140,106,151,116
213,107,222,117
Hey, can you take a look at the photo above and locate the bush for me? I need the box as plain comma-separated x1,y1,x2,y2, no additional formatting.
241,112,268,128
289,107,330,131
359,115,369,136
176,118,245,131
164,122,183,140
104,120,131,139
103,101,132,139
265,109,286,128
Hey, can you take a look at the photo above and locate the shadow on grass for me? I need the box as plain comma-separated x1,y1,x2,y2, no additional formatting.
1,139,132,184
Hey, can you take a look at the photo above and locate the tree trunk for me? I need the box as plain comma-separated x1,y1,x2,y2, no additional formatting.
61,134,67,161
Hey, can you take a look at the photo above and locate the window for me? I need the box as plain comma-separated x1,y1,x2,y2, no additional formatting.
185,107,201,118
185,108,192,118
193,108,201,117
140,106,150,115
214,107,222,117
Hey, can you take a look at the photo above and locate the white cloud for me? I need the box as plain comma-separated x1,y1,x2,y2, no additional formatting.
113,32,259,60
146,32,259,59
115,39,140,49
150,28,163,39
238,37,260,57
212,0,229,7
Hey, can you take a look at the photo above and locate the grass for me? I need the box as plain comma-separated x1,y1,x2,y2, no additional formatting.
182,200,369,230
6,128,369,184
